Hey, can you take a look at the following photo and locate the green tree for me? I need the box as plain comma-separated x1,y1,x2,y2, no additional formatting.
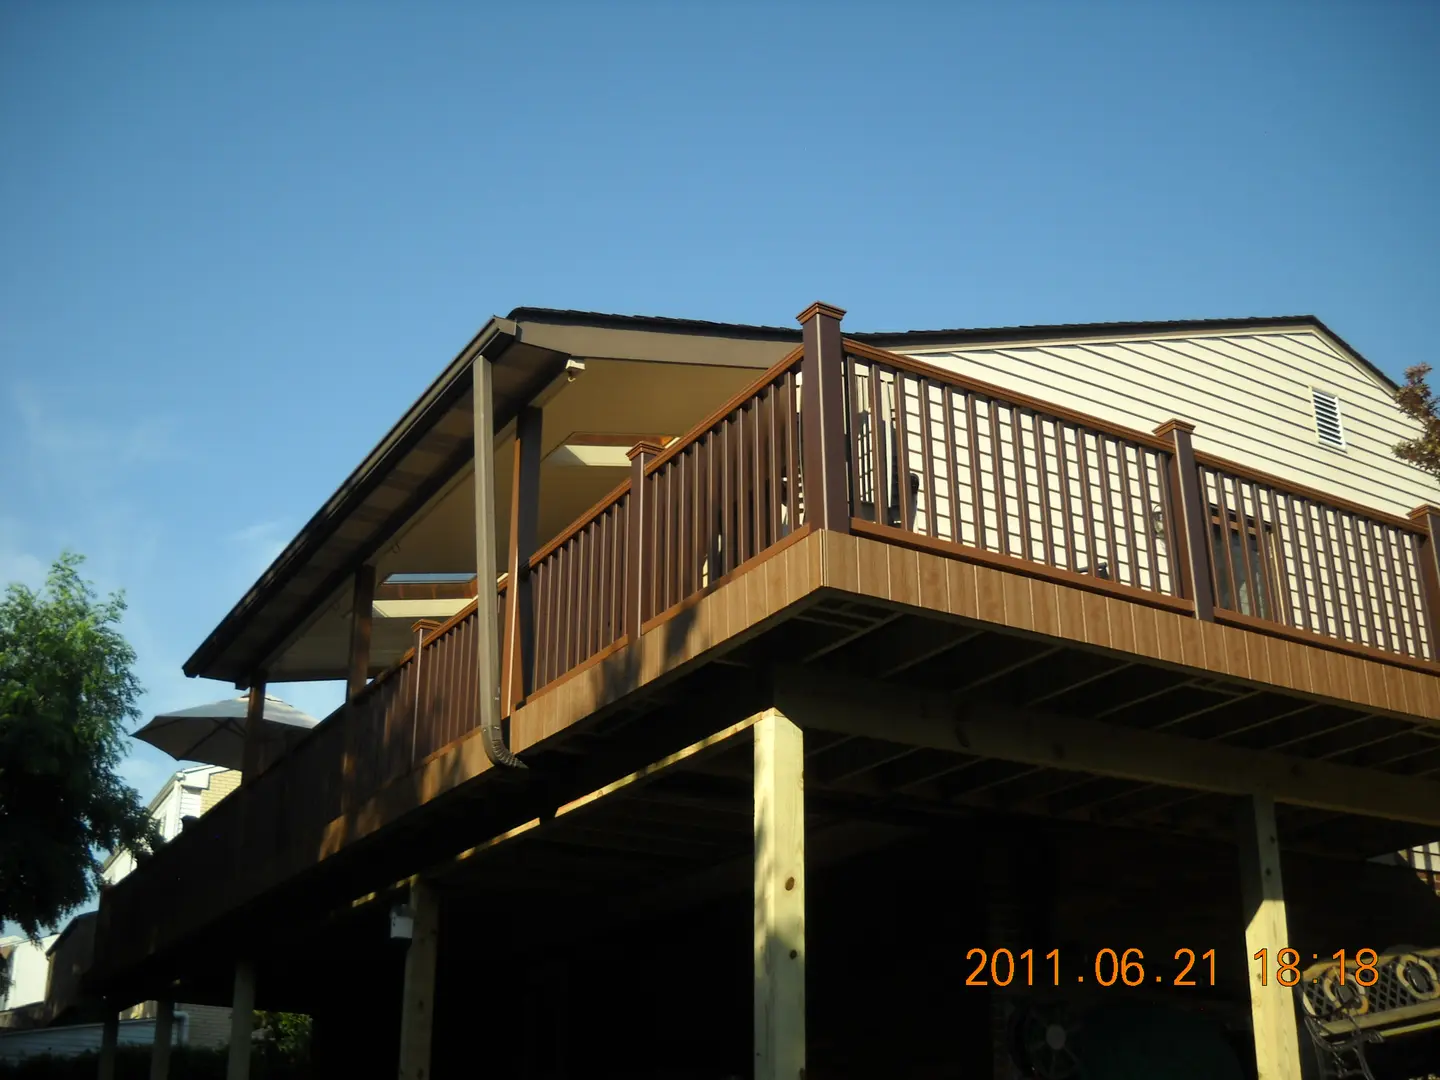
1394,363,1440,481
0,553,159,942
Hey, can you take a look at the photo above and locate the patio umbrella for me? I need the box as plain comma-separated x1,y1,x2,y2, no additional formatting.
133,695,319,771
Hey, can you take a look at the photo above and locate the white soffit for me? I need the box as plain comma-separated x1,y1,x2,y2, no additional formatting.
372,598,473,620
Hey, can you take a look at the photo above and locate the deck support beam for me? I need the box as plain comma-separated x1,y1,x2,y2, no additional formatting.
754,708,806,1079
97,1008,118,1080
148,997,174,1080
773,666,1440,828
1236,796,1303,1080
397,879,440,1080
226,960,256,1080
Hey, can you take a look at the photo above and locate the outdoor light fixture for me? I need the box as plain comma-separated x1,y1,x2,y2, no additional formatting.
564,357,586,382
389,903,414,941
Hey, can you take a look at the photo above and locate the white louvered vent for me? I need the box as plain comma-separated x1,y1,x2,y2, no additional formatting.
1312,388,1345,449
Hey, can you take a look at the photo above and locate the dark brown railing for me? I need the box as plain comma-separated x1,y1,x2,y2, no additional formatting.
641,356,803,625
844,347,1179,599
529,487,630,688
1197,457,1432,662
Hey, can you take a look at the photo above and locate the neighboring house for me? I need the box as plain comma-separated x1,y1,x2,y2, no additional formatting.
0,935,58,1012
102,765,241,885
0,767,241,1060
87,306,1440,1080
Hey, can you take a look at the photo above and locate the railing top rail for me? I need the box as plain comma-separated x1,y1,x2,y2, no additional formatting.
642,345,805,478
843,339,1174,454
528,477,632,569
1192,450,1425,535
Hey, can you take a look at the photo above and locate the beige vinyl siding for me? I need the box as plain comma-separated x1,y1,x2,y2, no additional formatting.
896,328,1440,518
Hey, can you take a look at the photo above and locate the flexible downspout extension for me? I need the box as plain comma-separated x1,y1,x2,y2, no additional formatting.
481,683,525,769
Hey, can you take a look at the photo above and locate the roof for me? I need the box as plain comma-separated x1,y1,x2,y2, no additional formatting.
508,308,1396,390
183,306,1395,684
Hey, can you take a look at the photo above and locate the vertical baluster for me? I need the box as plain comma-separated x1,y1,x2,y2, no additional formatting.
1262,486,1292,628
1093,435,1121,582
986,398,1010,555
894,373,914,532
1136,449,1162,592
1073,429,1101,576
1366,521,1396,654
1394,527,1425,659
1226,475,1258,618
869,363,887,530
1113,443,1141,588
1054,421,1081,573
1282,496,1313,634
847,361,867,522
784,369,800,531
1297,500,1329,637
1405,506,1440,661
1010,406,1033,561
1031,413,1056,567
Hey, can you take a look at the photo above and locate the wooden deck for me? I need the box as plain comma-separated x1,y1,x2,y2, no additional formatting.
91,307,1440,995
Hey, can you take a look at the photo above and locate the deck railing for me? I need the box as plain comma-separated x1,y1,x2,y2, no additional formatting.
844,346,1180,600
1196,457,1432,662
94,322,1440,978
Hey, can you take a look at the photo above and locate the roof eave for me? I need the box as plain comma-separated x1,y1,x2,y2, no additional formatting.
181,317,519,681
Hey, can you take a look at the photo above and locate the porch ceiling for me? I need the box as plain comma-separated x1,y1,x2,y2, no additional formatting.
183,316,796,687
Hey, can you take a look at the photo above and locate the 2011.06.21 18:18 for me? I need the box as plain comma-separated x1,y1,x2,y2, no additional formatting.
964,947,1218,988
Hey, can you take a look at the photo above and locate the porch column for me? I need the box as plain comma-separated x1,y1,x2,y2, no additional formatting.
1236,796,1302,1080
348,563,378,698
340,564,377,804
501,405,543,716
754,708,805,1079
397,880,441,1080
149,997,174,1080
797,302,851,533
1155,419,1215,621
97,1008,118,1080
226,960,256,1080
239,678,267,784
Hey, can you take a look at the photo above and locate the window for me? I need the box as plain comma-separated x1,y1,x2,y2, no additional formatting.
1312,388,1345,449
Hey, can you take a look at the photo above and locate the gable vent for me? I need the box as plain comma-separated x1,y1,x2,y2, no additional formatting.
1312,388,1345,449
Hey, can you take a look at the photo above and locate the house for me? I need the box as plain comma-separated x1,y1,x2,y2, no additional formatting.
87,304,1440,1079
0,767,241,1061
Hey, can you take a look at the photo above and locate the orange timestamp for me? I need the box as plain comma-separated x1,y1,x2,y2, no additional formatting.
1252,948,1380,987
964,947,1218,988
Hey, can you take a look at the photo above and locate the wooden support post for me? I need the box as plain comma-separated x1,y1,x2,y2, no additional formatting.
1155,419,1215,621
754,708,805,1080
624,440,665,642
239,678,267,784
149,997,174,1080
339,564,377,806
501,406,543,715
398,880,440,1080
347,563,378,699
798,302,851,533
226,960,256,1080
1408,505,1440,655
97,1008,119,1080
1236,796,1302,1080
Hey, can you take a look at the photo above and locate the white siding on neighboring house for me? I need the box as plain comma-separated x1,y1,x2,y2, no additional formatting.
895,327,1440,517
102,765,238,886
0,1017,173,1061
0,935,57,1010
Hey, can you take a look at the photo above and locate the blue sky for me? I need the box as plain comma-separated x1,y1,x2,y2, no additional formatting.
1,2,1437,849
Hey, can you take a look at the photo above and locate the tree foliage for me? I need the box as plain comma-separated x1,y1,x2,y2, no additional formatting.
0,553,159,939
1394,363,1440,481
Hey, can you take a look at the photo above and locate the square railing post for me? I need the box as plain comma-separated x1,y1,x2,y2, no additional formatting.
798,302,851,532
1155,419,1215,620
1407,505,1440,658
